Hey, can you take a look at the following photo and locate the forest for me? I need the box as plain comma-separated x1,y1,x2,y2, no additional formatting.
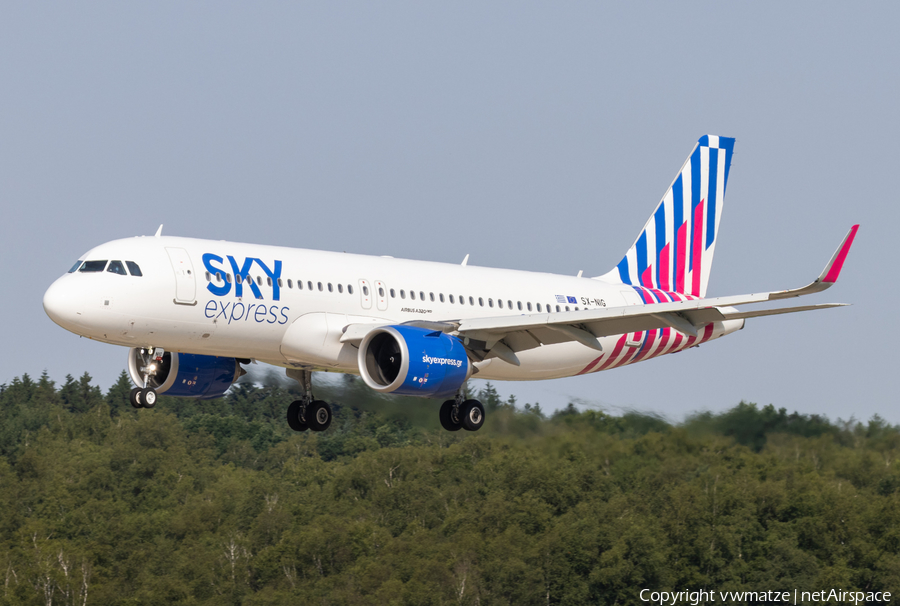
0,371,897,605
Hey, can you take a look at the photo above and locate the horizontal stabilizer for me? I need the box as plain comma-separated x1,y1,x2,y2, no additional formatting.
720,303,849,321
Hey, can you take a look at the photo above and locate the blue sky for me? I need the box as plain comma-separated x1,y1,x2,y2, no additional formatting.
2,2,896,422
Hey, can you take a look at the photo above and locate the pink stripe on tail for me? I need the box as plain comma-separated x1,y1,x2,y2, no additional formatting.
691,200,705,297
675,222,687,294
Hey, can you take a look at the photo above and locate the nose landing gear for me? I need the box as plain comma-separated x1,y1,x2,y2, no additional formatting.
129,387,158,409
130,347,163,409
285,369,332,432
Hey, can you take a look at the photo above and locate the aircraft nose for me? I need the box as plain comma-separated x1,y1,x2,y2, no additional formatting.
43,277,80,329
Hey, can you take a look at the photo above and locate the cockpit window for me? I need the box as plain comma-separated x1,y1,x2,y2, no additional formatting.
107,260,127,275
68,260,83,273
79,260,108,272
125,261,142,277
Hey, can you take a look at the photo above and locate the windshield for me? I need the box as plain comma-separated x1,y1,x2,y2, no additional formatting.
107,260,127,275
79,260,108,272
126,261,142,276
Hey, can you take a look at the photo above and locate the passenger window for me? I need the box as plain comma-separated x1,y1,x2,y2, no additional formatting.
216,272,222,282
226,273,232,283
486,298,491,307
257,276,263,286
79,260,107,272
378,287,385,297
527,302,532,311
537,303,542,312
348,285,353,295
460,296,465,305
318,282,323,292
439,293,444,303
298,280,304,290
556,305,561,312
287,279,293,289
363,285,369,296
68,260,83,273
236,275,243,284
390,289,396,298
277,278,283,287
125,261,143,276
517,301,523,311
507,300,512,309
205,271,211,281
420,291,425,301
328,283,333,292
107,261,127,275
469,296,475,306
497,299,503,309
565,306,570,312
448,294,454,303
430,293,435,302
409,290,415,300
338,283,343,293
400,290,406,299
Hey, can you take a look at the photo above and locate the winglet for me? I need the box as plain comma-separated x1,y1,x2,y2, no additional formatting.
154,225,164,238
769,225,859,300
819,224,859,284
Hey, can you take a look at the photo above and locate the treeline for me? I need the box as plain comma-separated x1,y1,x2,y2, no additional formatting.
0,371,898,605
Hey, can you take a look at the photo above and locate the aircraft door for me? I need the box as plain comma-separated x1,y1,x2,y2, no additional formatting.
358,279,372,310
166,247,197,304
374,280,388,311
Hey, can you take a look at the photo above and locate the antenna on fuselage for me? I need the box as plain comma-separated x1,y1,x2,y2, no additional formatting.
461,254,469,266
154,225,163,238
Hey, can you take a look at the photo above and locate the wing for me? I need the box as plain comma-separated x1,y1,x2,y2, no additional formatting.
342,225,858,366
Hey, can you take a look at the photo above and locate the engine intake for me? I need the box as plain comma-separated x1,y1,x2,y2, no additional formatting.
127,348,243,399
358,325,471,397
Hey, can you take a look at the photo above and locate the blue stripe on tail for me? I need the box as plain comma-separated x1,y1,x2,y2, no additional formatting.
707,148,719,249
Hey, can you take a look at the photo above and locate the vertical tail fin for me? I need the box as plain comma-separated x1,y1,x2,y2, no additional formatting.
597,135,735,298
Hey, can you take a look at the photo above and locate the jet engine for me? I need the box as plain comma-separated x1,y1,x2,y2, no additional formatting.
126,348,244,399
358,325,471,397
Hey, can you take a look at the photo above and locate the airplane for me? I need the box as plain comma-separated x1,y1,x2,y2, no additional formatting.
43,135,858,433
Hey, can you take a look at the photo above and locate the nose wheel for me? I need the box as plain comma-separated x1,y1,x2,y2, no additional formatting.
129,387,158,409
130,347,164,410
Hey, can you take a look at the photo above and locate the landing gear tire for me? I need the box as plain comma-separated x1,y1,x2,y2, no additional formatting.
130,388,143,409
308,401,332,432
141,388,157,409
439,400,463,432
140,387,156,408
461,400,485,432
287,400,308,432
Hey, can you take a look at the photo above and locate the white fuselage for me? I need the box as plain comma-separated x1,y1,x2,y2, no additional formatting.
43,235,740,381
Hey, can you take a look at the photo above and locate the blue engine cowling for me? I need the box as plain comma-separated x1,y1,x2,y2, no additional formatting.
358,325,471,397
127,348,243,399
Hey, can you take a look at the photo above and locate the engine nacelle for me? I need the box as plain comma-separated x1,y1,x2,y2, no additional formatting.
127,348,243,399
358,325,471,397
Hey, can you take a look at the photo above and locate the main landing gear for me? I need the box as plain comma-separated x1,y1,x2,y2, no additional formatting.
283,370,484,433
130,347,163,409
439,393,485,432
285,369,332,432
